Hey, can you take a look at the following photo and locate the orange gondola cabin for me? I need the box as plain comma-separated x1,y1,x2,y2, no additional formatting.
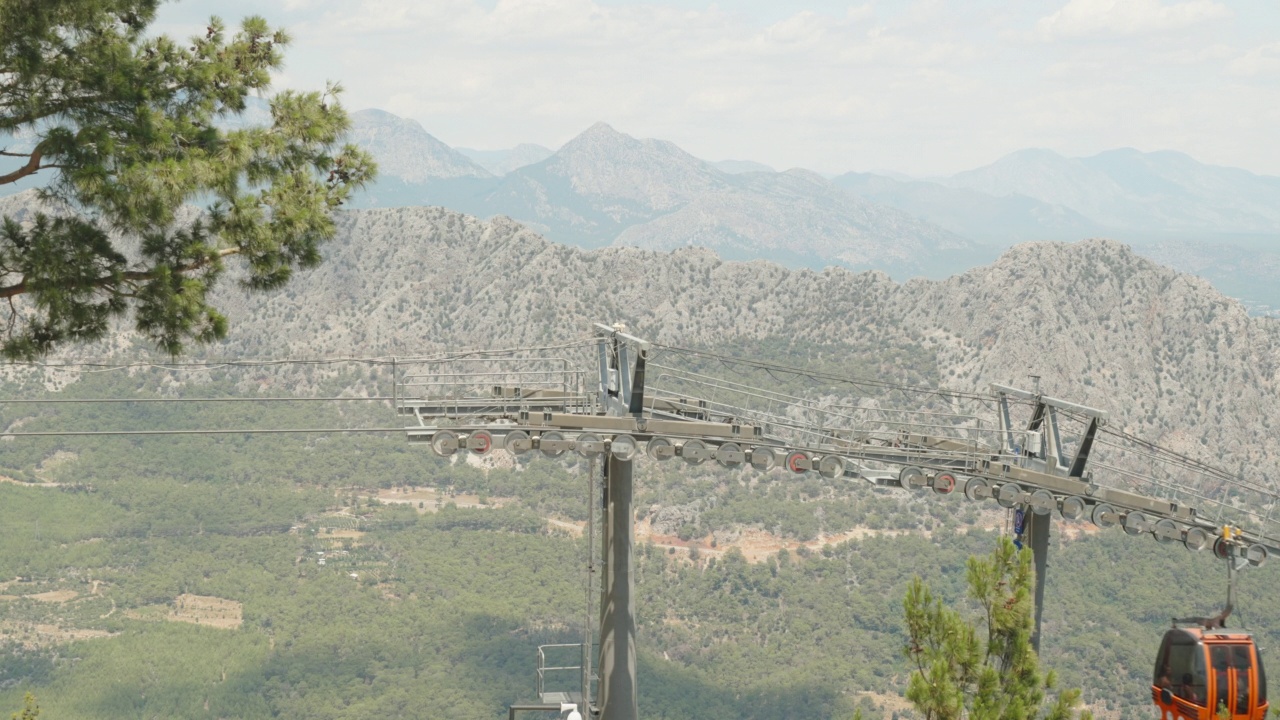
1153,627,1268,720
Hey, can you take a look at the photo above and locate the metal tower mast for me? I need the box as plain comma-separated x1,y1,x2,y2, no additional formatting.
596,326,644,720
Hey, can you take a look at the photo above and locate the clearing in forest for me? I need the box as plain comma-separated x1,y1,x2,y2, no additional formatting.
0,620,113,648
169,593,243,629
127,594,243,630
373,485,512,513
28,589,79,603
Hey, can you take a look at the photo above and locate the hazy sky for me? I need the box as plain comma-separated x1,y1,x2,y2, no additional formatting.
155,0,1280,177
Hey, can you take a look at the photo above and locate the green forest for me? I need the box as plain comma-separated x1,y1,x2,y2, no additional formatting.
1,369,1277,719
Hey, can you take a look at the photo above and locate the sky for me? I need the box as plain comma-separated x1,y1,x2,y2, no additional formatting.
155,0,1280,178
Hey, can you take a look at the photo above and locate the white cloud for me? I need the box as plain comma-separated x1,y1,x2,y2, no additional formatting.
846,4,875,23
764,11,829,46
1228,43,1280,77
1037,0,1231,39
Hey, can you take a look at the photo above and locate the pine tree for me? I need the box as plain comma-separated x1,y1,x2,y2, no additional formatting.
9,693,38,720
0,0,375,358
903,537,1092,720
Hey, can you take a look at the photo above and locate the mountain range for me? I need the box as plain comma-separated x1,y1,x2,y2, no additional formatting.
334,109,1280,308
5,104,1280,308
946,148,1280,235
344,116,974,277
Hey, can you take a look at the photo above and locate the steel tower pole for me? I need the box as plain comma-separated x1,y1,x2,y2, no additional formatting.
596,455,638,720
1028,510,1050,654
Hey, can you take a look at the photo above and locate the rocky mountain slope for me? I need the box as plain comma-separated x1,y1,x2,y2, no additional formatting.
348,109,493,183
612,167,972,270
1134,240,1280,318
833,171,1107,243
713,159,775,174
945,148,1280,235
203,204,1280,489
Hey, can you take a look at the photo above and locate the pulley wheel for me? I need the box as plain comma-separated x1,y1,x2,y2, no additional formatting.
467,430,494,455
1091,503,1119,529
786,451,812,475
818,455,845,479
1213,537,1231,560
646,437,676,462
1183,526,1211,552
899,466,927,492
1153,519,1180,544
749,447,776,472
1029,489,1055,515
716,442,745,467
430,430,459,457
575,433,605,458
1122,510,1148,536
680,439,710,465
539,431,567,457
1059,496,1086,521
964,477,989,502
609,434,638,461
996,483,1022,509
504,430,532,455
1247,544,1269,568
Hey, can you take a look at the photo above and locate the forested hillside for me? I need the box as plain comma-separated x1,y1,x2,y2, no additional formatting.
1,370,1277,720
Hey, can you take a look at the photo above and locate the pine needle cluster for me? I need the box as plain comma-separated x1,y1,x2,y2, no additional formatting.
903,537,1093,720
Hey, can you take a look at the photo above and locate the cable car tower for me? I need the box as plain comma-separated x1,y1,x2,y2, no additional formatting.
397,324,1280,720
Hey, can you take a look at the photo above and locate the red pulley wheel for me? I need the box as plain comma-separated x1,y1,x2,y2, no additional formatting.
1213,537,1231,560
786,451,810,474
469,430,493,455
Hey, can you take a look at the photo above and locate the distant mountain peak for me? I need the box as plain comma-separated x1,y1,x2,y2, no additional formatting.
582,121,621,136
352,107,399,122
348,109,492,183
558,122,645,155
557,123,701,162
521,123,726,210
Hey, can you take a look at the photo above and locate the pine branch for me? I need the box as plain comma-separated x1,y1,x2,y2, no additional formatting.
0,247,240,299
0,148,42,185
